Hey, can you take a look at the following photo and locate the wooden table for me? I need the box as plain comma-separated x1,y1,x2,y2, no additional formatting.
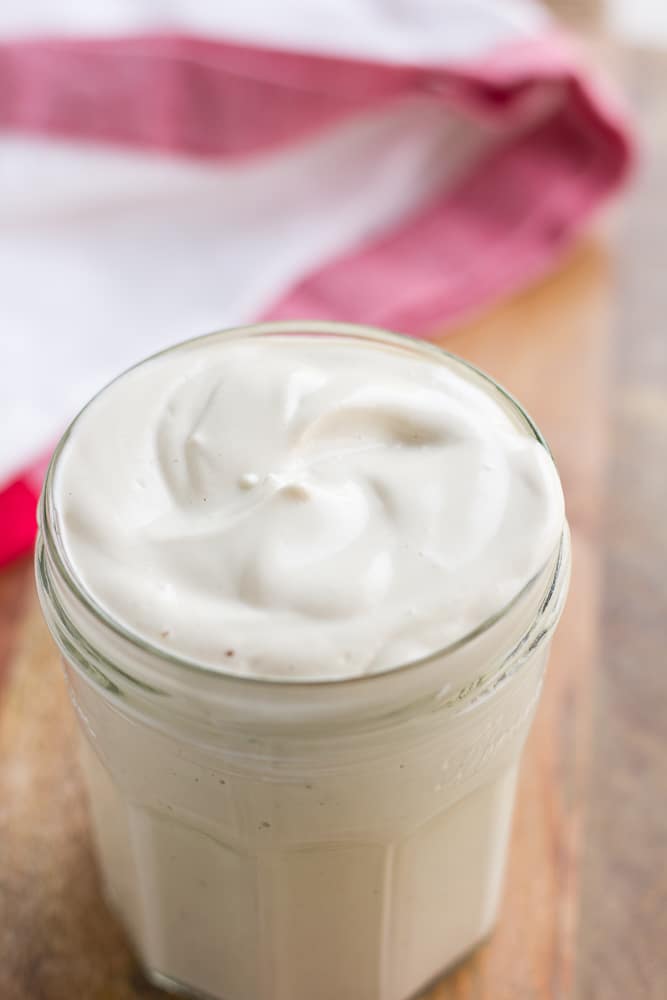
1,46,666,1000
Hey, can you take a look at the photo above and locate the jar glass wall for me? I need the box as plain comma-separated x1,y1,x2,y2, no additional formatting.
36,322,571,1000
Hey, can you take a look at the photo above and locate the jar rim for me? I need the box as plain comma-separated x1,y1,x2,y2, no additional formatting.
38,319,567,690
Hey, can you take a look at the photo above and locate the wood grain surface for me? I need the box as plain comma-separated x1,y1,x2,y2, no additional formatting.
0,242,610,1000
1,45,666,1000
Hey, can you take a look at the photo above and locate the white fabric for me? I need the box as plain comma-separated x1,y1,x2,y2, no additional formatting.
609,0,667,47
0,0,550,487
0,0,547,61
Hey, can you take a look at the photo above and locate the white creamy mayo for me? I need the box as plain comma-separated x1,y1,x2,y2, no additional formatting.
54,332,563,679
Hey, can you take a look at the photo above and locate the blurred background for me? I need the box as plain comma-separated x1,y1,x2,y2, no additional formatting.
0,2,665,999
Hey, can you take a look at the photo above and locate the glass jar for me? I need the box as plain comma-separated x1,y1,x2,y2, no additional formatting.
35,322,570,1000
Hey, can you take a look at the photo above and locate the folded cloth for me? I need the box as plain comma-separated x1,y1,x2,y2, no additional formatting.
0,0,633,565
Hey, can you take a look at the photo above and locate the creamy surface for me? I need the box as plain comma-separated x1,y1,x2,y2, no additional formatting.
54,333,564,679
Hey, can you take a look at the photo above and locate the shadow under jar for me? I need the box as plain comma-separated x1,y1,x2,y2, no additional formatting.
36,321,570,1000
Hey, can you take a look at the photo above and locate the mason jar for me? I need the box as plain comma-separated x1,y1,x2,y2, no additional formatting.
35,323,570,1000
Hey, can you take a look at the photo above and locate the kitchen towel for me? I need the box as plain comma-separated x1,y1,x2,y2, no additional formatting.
0,0,633,564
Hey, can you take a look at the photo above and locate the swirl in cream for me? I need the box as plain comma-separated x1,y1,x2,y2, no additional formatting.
54,332,564,678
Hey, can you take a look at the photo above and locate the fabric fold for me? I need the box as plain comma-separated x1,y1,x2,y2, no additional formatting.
0,4,634,565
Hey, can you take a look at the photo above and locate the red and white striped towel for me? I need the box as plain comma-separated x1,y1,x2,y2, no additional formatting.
0,0,633,565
